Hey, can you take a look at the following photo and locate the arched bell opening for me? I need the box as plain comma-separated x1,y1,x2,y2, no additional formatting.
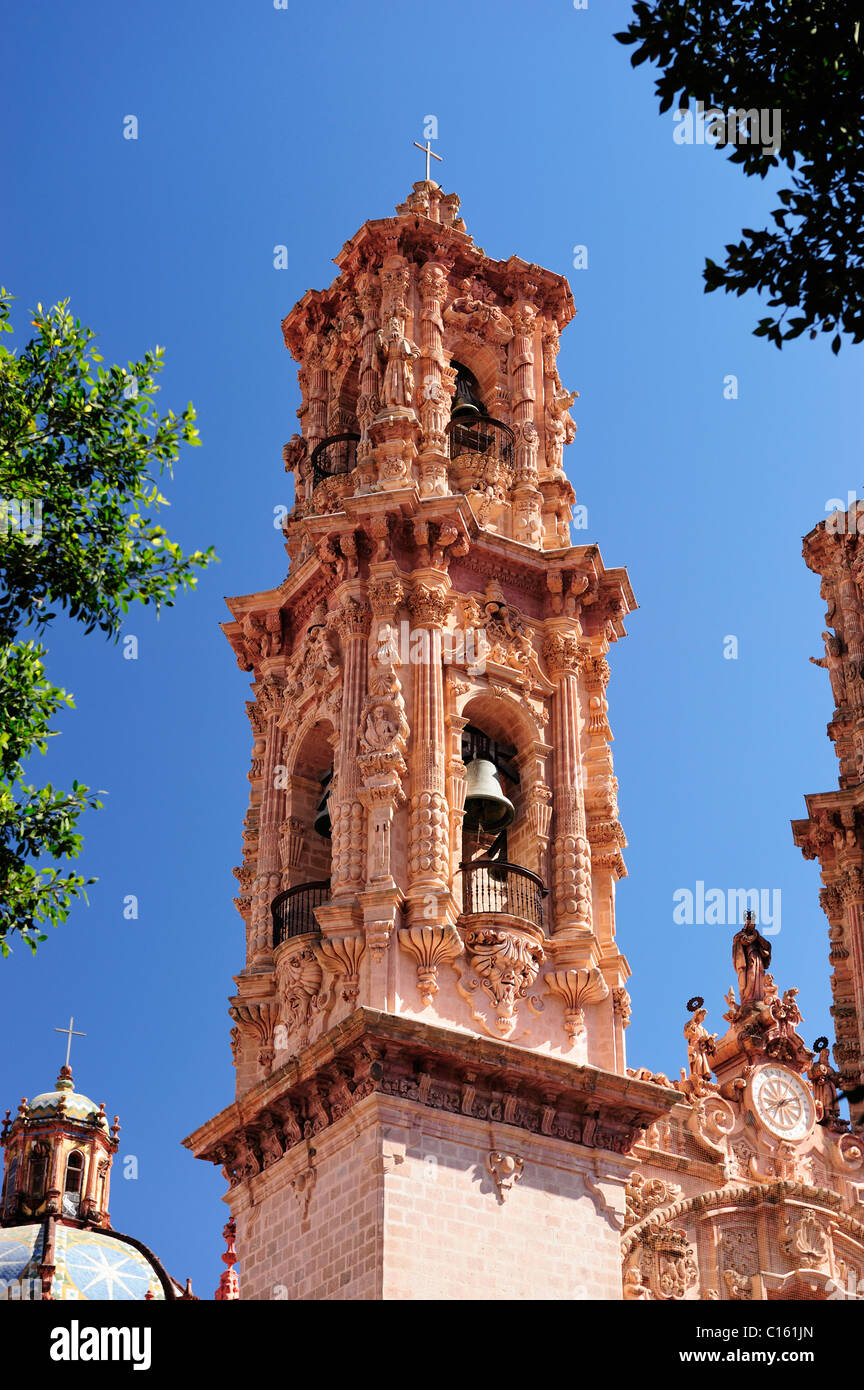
274,719,335,947
446,357,513,473
456,706,548,934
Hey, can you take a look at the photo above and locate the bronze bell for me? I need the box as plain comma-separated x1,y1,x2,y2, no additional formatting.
463,757,515,830
450,364,484,424
313,770,333,839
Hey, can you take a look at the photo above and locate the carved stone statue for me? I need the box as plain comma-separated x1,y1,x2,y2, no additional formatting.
808,1046,840,1123
684,1007,717,1081
376,315,420,409
732,914,772,1005
810,630,847,706
362,703,402,751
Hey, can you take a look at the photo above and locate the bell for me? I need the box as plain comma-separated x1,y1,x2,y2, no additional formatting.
463,757,515,831
450,364,484,424
313,770,333,839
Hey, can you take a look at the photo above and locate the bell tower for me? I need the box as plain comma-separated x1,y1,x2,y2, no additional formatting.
793,503,864,1124
185,178,675,1300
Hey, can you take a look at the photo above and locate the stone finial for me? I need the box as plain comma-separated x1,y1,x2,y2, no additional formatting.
214,1217,240,1301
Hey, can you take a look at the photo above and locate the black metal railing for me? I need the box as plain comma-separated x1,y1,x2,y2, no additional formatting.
447,417,514,467
310,433,360,489
460,860,546,932
272,880,330,947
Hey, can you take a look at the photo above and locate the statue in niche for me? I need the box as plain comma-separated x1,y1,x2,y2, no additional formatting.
376,315,420,409
810,631,847,706
732,913,772,1005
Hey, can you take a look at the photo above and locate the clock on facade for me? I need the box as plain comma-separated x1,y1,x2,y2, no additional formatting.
749,1065,815,1141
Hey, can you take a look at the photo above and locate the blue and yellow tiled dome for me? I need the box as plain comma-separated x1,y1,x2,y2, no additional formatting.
26,1071,107,1128
0,1221,167,1300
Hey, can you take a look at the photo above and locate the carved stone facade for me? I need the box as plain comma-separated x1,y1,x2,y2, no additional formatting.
184,182,864,1302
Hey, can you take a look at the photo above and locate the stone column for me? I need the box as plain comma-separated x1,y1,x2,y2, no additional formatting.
356,271,382,483
249,677,284,968
329,594,370,902
509,301,542,547
417,261,450,495
545,628,592,951
406,582,452,922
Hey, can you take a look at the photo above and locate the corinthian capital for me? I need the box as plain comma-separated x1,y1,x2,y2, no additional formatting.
331,596,371,638
407,585,452,628
543,630,583,676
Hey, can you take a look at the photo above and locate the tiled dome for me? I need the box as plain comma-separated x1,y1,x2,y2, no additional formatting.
25,1068,107,1129
0,1221,167,1300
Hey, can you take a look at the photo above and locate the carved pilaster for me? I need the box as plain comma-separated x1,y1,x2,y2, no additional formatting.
329,597,370,897
509,302,539,488
406,585,452,913
417,262,451,491
545,629,592,943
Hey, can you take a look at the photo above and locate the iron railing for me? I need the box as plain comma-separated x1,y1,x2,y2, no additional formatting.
447,417,514,467
272,880,330,947
310,433,360,489
460,860,546,932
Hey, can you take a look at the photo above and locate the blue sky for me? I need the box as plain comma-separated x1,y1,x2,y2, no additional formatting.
2,0,860,1294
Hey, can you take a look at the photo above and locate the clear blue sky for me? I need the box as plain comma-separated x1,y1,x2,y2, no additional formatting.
2,0,859,1294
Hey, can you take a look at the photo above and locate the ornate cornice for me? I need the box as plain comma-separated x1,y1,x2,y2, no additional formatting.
184,1010,678,1180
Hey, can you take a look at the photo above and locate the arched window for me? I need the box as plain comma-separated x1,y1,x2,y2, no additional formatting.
29,1145,48,1197
62,1151,84,1216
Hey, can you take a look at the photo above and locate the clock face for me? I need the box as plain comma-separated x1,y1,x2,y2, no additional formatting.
750,1065,814,1141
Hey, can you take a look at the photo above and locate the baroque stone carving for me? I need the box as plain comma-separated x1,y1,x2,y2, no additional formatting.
398,925,463,1005
314,934,366,1004
275,942,328,1052
545,967,609,1047
624,1172,683,1228
228,999,281,1077
487,1150,524,1202
457,925,545,1040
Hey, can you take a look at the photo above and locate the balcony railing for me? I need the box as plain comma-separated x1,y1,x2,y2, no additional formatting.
460,860,546,932
310,433,360,489
447,417,514,468
272,880,330,947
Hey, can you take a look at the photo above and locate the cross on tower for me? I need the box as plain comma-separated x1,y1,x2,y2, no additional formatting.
413,138,443,183
55,1016,86,1069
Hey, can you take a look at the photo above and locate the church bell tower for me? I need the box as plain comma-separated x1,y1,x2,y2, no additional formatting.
184,176,675,1300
